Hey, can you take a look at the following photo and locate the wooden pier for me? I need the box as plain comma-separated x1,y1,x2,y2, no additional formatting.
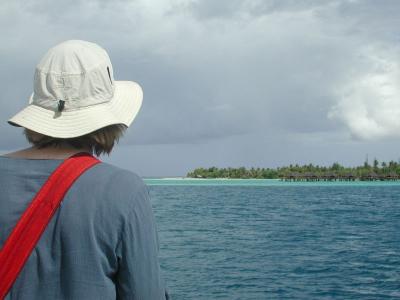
281,172,400,182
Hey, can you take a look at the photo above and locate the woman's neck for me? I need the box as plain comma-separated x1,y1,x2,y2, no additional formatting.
1,144,93,159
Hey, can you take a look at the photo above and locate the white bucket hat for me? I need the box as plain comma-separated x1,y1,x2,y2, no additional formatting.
7,40,143,138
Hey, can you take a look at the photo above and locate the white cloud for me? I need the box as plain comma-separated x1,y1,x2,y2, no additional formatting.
328,45,400,140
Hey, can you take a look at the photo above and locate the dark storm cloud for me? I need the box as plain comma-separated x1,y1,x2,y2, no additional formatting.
0,0,259,149
1,0,400,154
173,0,338,20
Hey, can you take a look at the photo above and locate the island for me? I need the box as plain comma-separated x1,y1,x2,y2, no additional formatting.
186,159,400,181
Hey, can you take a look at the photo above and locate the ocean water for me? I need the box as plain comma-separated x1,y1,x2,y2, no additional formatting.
145,179,400,300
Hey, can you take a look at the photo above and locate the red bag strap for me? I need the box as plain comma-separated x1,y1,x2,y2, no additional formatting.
0,152,101,299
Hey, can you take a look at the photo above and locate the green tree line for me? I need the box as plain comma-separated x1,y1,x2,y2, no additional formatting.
186,159,400,179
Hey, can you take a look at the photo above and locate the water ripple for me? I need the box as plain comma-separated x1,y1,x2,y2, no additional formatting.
150,184,400,299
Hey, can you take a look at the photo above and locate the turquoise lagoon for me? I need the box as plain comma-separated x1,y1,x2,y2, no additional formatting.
145,177,400,299
144,177,400,186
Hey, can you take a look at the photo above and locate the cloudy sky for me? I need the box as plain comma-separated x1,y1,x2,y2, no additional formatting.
1,0,400,177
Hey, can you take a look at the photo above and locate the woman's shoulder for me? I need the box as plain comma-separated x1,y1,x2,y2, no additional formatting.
90,161,145,187
78,161,148,210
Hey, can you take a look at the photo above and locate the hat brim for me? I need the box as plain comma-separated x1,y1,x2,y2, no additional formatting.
7,81,143,138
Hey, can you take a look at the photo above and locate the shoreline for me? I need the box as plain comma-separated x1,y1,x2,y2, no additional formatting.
145,177,400,182
148,177,281,180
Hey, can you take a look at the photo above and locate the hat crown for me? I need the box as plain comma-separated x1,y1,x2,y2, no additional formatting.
37,40,109,74
31,40,115,112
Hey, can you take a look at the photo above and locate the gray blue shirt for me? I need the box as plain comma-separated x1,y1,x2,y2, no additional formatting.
0,155,169,299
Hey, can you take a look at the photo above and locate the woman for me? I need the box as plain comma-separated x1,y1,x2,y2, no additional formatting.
0,40,169,299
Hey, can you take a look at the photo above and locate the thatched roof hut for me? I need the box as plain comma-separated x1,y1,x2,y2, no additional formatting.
303,172,318,181
285,172,301,181
361,172,379,181
340,173,356,181
325,172,338,181
381,172,399,181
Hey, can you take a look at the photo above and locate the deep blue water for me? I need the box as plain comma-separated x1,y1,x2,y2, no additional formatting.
146,180,400,299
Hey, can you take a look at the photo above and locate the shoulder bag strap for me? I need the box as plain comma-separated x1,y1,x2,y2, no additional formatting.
0,152,101,299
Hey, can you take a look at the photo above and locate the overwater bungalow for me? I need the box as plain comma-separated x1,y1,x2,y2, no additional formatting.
280,170,400,182
341,173,356,181
303,172,318,181
380,172,399,181
361,172,379,181
325,172,338,181
284,172,300,181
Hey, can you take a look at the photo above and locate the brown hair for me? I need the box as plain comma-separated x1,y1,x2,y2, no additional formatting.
23,124,127,156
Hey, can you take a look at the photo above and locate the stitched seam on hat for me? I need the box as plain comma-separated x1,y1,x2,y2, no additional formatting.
35,60,111,75
35,68,85,76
